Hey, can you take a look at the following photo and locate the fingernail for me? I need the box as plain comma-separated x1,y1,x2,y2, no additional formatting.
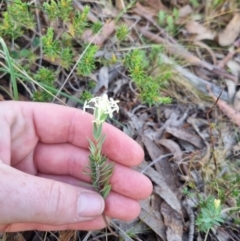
77,192,104,218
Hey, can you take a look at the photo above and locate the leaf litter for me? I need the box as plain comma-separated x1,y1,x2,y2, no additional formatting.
1,0,240,240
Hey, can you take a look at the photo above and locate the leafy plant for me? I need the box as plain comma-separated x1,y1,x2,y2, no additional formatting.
83,94,119,198
189,0,199,7
196,196,224,233
71,5,90,37
59,47,74,69
33,67,56,102
0,0,34,39
7,0,35,29
116,24,129,41
80,90,93,102
43,0,73,22
77,44,98,76
124,48,171,106
158,8,179,33
42,27,60,62
92,21,103,34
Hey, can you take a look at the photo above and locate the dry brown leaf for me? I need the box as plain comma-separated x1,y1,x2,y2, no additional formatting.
156,139,183,163
116,0,125,11
142,136,179,192
137,161,182,214
142,0,167,12
179,5,193,18
218,13,240,46
93,66,109,95
165,126,204,149
139,198,166,241
142,136,164,161
185,20,216,41
82,20,116,47
134,2,157,18
59,230,76,241
154,186,182,214
161,202,183,241
5,233,25,241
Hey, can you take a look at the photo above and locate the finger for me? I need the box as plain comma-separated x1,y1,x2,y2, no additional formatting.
0,163,104,226
1,192,140,232
5,101,144,166
0,119,11,165
0,217,106,232
34,143,152,200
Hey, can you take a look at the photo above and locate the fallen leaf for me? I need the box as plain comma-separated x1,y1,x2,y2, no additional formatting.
142,0,167,12
218,13,240,46
113,219,148,241
165,126,204,149
116,0,125,11
139,198,166,241
232,89,240,111
93,66,109,95
134,2,157,18
156,139,183,163
83,20,116,47
142,136,179,192
185,20,216,41
161,202,183,241
179,5,193,18
155,186,182,214
226,60,240,77
136,161,182,214
215,227,231,241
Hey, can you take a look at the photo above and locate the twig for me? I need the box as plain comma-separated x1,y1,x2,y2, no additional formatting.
206,86,224,174
183,198,195,241
141,153,174,174
102,215,119,238
208,86,240,127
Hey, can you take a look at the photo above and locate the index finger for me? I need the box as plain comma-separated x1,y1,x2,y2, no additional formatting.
15,102,144,166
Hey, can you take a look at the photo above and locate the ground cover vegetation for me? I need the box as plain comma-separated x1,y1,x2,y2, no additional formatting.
0,0,240,240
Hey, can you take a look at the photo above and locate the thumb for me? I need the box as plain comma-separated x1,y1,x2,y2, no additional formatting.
0,163,104,225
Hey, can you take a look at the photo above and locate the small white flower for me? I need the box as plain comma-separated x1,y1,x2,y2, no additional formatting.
83,94,119,124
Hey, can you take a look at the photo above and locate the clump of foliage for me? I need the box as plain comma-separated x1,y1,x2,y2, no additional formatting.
196,196,224,233
0,0,171,106
124,46,172,106
77,44,98,76
0,0,34,39
42,27,61,62
43,0,73,22
116,24,129,41
33,67,56,102
158,8,179,34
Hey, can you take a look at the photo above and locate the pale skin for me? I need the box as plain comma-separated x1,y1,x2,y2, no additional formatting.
0,101,152,232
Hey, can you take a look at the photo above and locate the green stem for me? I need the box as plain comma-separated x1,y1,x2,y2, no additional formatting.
204,229,210,241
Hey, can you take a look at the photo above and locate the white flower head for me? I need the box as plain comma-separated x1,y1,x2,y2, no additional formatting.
83,94,119,125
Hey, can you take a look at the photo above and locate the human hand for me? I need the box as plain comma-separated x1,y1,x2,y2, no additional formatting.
0,101,152,232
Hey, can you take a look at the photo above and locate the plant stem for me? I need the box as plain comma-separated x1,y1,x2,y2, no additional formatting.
204,229,210,241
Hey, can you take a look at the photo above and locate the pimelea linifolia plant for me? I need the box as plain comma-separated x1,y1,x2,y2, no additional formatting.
83,94,119,199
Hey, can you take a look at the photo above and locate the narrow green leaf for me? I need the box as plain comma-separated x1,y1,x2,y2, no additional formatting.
88,138,96,153
0,37,19,100
101,184,112,199
97,134,106,150
93,122,102,140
